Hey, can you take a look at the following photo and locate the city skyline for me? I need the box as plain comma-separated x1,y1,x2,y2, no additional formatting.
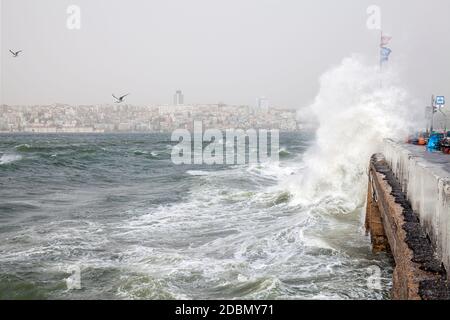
0,102,301,133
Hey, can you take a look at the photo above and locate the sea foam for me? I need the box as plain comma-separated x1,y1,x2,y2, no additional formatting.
0,154,22,165
286,55,421,208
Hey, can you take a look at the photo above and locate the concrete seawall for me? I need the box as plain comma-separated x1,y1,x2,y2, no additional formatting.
366,140,450,299
383,140,450,274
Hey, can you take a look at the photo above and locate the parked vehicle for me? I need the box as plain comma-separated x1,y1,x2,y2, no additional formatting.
407,132,427,145
427,133,444,150
440,131,450,154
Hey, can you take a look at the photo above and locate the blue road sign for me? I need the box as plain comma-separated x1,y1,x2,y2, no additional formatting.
436,96,445,105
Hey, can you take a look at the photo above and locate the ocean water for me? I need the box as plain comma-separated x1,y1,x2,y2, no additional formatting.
0,132,393,300
1,56,418,300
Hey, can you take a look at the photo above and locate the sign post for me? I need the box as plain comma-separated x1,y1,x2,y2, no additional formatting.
431,96,446,133
435,96,447,132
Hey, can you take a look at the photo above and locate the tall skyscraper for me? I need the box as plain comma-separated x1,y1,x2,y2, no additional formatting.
173,90,184,106
257,97,270,113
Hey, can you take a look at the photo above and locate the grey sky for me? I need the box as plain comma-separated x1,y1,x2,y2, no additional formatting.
1,0,450,109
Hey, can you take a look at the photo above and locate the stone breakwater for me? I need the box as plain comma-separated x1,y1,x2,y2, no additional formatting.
366,140,450,300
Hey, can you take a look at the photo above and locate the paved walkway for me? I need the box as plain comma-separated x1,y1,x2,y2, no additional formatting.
402,144,450,174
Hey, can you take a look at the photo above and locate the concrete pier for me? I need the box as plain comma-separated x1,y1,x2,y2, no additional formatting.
383,140,450,273
366,140,450,300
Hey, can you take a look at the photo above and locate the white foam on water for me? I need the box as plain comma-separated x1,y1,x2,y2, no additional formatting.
0,153,22,165
285,55,420,209
14,144,31,150
186,170,212,176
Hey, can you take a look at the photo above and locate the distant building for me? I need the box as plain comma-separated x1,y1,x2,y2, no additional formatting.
173,90,184,106
257,97,270,113
0,103,300,133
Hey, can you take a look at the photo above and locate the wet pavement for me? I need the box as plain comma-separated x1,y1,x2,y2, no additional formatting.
402,144,450,175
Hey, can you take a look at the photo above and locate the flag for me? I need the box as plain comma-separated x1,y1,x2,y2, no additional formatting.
380,47,392,63
380,34,392,47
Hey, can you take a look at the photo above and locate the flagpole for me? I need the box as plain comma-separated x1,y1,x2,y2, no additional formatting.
379,32,392,89
380,30,383,88
380,30,382,72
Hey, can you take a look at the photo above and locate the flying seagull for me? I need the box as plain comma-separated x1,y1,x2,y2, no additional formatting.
112,93,130,103
9,50,22,57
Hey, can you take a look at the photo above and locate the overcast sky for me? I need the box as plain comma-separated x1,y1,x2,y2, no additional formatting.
1,0,450,109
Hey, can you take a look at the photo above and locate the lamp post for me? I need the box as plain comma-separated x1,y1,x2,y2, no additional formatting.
430,94,436,134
